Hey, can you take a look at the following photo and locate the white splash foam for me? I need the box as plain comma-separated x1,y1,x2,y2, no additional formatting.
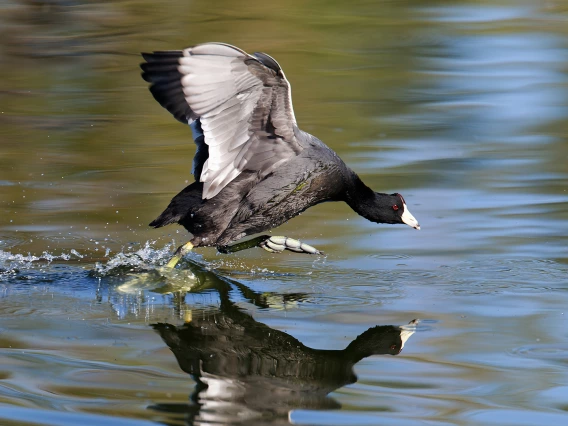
0,249,77,270
92,241,175,277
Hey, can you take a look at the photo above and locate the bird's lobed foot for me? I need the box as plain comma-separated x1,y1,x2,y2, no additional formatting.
260,236,322,255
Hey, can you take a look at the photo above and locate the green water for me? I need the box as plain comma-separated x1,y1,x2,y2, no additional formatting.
1,0,568,425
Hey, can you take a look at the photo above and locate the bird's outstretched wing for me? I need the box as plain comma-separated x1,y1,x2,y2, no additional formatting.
141,42,302,199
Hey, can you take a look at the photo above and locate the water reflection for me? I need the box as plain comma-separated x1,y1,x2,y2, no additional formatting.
147,261,417,425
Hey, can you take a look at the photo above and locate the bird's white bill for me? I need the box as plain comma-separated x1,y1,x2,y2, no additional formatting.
401,203,420,230
399,328,415,350
399,319,419,350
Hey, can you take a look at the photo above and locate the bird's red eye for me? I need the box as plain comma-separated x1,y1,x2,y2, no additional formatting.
392,205,399,211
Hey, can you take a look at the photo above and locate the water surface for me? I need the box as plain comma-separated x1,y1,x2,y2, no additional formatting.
1,0,568,425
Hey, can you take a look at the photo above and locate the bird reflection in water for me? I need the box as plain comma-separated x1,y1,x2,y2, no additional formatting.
147,260,418,425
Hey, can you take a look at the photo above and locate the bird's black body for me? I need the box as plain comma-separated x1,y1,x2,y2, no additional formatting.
150,129,346,247
141,43,419,255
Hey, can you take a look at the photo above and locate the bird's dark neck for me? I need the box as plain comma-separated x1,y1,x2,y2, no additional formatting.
343,171,390,222
343,326,402,362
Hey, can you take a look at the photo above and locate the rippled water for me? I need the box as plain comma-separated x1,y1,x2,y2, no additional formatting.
1,0,568,425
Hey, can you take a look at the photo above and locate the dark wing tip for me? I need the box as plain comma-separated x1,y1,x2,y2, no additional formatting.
141,51,185,61
140,50,195,124
253,52,282,73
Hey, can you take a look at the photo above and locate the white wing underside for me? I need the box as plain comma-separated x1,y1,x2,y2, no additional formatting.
176,43,299,199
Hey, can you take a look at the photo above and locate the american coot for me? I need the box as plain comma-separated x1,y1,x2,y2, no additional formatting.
152,258,417,416
141,43,420,268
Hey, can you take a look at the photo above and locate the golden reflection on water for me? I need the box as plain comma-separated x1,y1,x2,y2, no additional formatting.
1,0,567,267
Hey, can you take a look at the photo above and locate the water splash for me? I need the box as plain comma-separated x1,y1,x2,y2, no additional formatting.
91,241,176,277
92,241,204,295
0,241,178,279
0,249,83,273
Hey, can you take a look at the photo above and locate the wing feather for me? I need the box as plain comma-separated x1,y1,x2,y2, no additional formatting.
141,42,302,199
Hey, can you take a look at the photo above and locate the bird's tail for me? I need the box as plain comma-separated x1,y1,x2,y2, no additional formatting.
149,182,204,228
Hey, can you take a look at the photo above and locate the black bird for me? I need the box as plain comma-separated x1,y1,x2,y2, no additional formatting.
150,264,418,421
141,43,420,267
153,318,417,422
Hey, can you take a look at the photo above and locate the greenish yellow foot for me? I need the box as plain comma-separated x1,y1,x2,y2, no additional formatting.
166,242,194,268
217,236,269,254
260,236,322,255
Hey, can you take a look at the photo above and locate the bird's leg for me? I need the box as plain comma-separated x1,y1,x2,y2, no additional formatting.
219,235,322,255
260,236,322,255
166,242,194,268
217,236,270,254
